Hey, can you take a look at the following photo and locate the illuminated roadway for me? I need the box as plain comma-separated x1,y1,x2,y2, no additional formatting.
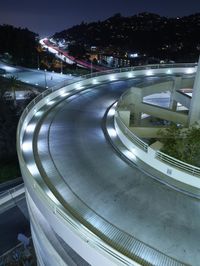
22,75,200,265
0,61,78,88
41,39,108,71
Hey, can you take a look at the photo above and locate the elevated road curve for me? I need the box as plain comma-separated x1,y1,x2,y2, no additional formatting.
18,65,200,265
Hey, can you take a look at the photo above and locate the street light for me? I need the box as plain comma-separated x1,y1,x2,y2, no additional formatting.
44,69,47,88
90,60,93,76
37,54,40,70
60,60,63,74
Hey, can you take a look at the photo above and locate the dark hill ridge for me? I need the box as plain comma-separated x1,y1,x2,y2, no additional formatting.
53,12,200,62
0,25,38,67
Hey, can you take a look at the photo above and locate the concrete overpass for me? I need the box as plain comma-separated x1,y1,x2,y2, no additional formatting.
17,64,200,265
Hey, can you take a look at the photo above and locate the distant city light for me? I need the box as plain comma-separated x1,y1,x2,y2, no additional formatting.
129,53,138,58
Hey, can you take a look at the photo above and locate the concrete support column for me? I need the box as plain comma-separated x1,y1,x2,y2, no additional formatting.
189,57,200,125
129,88,143,126
133,109,142,126
170,77,181,111
118,110,130,126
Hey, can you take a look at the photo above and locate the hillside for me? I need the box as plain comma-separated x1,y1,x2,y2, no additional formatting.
0,25,38,67
54,12,200,62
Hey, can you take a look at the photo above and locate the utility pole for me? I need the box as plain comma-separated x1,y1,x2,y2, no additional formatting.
61,60,63,74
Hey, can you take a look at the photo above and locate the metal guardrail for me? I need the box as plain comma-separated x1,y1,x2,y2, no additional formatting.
115,114,148,152
0,177,22,191
16,64,196,266
156,151,200,177
0,183,25,205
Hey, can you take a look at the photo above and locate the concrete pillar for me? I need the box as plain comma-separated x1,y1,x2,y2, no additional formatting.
189,56,200,125
118,110,130,126
169,77,181,111
129,88,143,126
133,110,142,126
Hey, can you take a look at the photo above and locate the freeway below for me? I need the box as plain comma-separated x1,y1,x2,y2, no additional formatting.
0,61,78,89
41,38,108,72
24,76,200,265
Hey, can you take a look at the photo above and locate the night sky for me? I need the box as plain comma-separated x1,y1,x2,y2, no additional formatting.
1,0,200,37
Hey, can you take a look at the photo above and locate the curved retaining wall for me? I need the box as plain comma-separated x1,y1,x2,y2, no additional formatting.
17,64,196,266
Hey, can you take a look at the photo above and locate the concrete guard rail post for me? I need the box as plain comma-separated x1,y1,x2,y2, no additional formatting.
17,64,197,266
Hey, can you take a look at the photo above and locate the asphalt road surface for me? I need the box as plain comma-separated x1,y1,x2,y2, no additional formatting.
26,77,200,265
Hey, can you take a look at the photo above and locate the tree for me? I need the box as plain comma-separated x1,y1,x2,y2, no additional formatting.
0,79,6,101
158,123,200,167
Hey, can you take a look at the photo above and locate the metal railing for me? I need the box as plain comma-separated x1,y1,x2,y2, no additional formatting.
115,114,148,152
156,151,200,177
0,183,25,213
0,183,24,202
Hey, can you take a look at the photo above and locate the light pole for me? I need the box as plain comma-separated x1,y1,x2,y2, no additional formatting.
44,69,47,88
90,60,93,76
61,60,63,74
37,54,40,70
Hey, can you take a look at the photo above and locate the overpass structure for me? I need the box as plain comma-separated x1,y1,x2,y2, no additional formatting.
17,64,200,265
